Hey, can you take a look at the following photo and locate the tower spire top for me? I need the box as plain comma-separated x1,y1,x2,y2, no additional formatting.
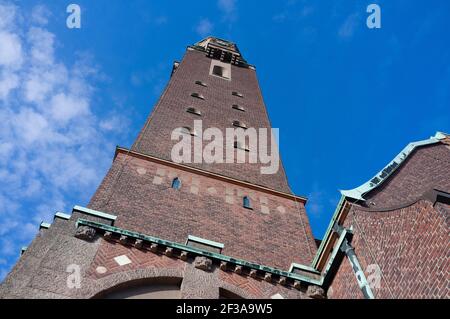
193,36,248,66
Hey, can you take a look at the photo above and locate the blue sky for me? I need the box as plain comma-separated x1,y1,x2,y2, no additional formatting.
0,0,449,280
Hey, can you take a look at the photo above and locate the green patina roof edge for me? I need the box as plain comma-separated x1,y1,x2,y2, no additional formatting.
340,131,446,201
311,195,345,267
39,222,51,230
73,205,117,222
187,235,225,249
54,212,71,220
76,218,322,286
311,131,448,268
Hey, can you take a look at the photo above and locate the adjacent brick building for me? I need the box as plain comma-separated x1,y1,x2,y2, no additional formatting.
0,37,448,299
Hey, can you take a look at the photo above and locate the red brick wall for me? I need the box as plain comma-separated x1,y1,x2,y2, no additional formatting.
132,49,292,193
87,239,185,280
364,143,450,209
327,256,364,299
88,152,317,270
328,142,450,299
329,200,449,298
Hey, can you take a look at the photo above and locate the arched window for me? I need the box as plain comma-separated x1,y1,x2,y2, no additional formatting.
243,196,252,209
171,178,181,190
232,91,243,98
195,80,208,87
234,141,250,152
191,92,205,100
232,104,245,112
179,126,197,136
232,120,247,129
186,107,202,116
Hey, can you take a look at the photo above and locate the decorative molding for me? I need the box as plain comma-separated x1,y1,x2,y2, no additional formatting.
73,205,117,223
76,218,322,287
114,146,307,203
186,235,224,250
39,222,51,230
341,132,446,201
54,212,71,220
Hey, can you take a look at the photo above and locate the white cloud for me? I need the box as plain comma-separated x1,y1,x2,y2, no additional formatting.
49,93,90,123
13,108,50,144
0,31,23,67
0,2,129,281
195,18,213,37
31,5,51,26
0,3,17,30
28,27,55,65
0,69,19,99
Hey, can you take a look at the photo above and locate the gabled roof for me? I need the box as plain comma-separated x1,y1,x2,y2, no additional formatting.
340,132,448,201
312,131,449,269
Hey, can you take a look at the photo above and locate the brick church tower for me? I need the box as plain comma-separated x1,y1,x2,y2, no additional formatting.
1,37,448,300
0,37,323,299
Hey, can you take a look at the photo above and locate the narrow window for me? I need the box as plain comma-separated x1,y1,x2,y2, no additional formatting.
232,91,243,98
186,107,202,116
232,104,245,112
232,120,247,129
243,196,252,209
171,178,181,190
195,80,208,87
191,93,205,100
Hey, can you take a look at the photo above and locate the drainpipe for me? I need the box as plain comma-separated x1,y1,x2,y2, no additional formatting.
340,239,375,299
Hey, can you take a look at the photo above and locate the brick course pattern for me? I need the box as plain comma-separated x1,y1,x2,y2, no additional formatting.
88,152,317,270
328,143,450,299
132,49,292,193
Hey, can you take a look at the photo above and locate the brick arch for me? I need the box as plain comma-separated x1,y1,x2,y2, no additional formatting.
86,268,184,299
218,281,257,299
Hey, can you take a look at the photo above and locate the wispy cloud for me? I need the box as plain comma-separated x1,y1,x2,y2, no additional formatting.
217,0,237,22
31,4,51,26
195,18,213,37
272,2,315,24
0,2,128,281
218,0,236,14
307,189,324,216
338,13,360,39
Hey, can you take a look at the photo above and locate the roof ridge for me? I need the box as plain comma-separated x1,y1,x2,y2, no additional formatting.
340,132,445,201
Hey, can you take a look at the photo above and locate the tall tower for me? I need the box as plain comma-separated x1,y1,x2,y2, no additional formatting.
0,37,321,299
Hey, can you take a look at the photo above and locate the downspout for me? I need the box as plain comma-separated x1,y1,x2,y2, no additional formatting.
340,239,375,299
333,224,375,299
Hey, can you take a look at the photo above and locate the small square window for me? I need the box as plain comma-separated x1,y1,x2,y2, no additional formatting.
213,65,229,78
209,60,231,80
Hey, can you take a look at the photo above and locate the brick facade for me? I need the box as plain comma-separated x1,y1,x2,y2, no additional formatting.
1,37,448,299
133,48,292,193
87,151,316,270
0,38,319,299
328,141,450,299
